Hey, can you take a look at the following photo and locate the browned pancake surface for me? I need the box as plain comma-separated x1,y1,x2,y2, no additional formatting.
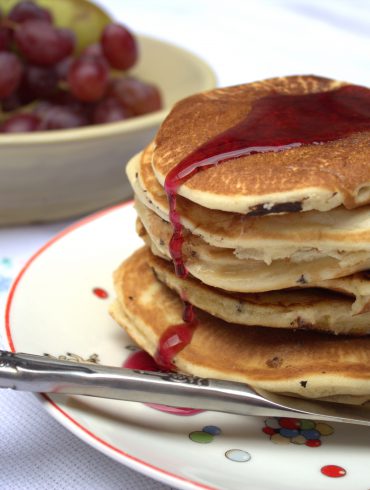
148,249,370,335
152,75,370,211
111,247,370,398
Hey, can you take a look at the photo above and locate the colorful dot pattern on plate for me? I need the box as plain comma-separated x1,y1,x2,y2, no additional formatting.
189,425,222,444
321,465,347,478
189,426,252,463
92,287,109,299
225,449,251,463
189,431,214,444
263,417,334,447
203,425,222,436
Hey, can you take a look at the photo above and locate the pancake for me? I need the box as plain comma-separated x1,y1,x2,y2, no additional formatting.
313,273,370,314
110,247,370,401
128,146,370,264
148,248,370,335
151,75,370,214
131,151,370,313
135,199,370,292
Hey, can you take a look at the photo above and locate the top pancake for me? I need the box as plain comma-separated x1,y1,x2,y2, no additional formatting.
152,75,370,214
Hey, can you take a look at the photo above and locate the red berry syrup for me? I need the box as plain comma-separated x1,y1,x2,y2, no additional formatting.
154,301,197,371
164,84,370,278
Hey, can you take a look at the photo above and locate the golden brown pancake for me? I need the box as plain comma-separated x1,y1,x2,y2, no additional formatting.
136,199,370,292
313,273,370,314
151,75,370,214
128,145,370,263
149,248,370,335
129,147,370,312
110,247,370,401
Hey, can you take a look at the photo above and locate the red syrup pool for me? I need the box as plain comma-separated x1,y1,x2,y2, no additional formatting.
123,349,203,416
164,84,370,278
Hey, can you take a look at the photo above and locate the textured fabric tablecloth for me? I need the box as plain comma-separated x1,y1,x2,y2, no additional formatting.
1,1,369,488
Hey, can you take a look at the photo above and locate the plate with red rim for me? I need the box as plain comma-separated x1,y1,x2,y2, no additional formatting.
3,201,370,490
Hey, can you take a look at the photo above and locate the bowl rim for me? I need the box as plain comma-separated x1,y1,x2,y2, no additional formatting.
0,34,217,146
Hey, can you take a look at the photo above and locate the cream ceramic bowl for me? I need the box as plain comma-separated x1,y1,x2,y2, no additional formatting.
0,35,216,225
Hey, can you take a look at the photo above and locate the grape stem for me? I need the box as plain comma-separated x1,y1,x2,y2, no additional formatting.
58,80,68,91
0,101,37,123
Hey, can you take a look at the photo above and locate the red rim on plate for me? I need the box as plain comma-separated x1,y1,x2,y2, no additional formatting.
4,201,215,490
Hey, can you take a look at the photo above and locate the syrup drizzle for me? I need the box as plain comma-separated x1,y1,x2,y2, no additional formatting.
154,300,197,371
164,84,370,278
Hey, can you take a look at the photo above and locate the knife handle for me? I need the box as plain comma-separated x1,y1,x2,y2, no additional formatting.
0,350,279,415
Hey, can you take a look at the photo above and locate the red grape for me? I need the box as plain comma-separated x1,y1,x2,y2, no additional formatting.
0,7,160,133
0,52,23,99
1,113,41,132
110,77,162,115
17,77,37,105
14,20,72,65
42,90,85,111
68,56,109,102
0,27,12,51
93,96,133,124
55,56,73,81
24,64,58,98
1,92,22,112
37,104,88,129
8,1,52,23
82,43,105,59
58,28,75,58
101,23,138,70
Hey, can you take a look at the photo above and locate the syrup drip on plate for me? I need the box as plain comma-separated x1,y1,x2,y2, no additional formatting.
164,84,370,278
123,349,203,415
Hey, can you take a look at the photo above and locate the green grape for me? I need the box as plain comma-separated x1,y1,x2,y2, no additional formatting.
2,0,111,53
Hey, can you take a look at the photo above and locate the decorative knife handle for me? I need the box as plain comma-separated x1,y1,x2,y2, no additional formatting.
0,350,266,414
1,350,370,426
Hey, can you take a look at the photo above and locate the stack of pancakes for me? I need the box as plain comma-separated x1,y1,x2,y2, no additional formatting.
110,75,370,403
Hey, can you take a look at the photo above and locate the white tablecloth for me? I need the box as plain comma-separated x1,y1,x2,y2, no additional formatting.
1,1,370,488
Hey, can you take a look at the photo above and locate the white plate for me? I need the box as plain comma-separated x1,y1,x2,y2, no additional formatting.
3,202,370,490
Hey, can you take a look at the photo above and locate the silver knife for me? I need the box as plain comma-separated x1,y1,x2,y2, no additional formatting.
1,350,370,426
